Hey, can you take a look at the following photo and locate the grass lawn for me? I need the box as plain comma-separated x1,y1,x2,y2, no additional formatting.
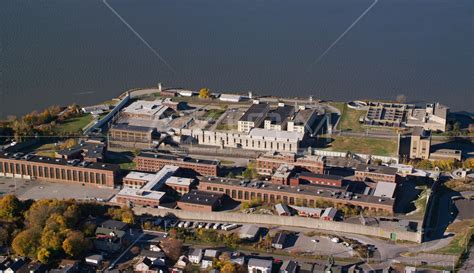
323,136,398,156
33,143,57,157
119,162,136,170
203,109,225,120
433,220,473,255
56,114,93,134
216,124,238,131
329,102,366,133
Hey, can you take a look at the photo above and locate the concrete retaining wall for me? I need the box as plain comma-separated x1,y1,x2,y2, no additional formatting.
134,207,422,243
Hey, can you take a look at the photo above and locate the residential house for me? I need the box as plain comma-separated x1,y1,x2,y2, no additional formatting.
280,260,298,273
239,225,261,241
201,249,220,269
2,258,28,273
271,232,288,249
188,248,203,264
134,257,166,273
247,258,273,273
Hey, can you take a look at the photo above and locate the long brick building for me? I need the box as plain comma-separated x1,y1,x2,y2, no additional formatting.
198,177,394,214
134,152,220,176
256,152,325,176
0,152,119,188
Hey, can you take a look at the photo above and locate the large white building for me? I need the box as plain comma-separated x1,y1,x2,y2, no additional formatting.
179,128,303,152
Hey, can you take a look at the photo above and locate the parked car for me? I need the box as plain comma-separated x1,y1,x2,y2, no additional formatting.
213,223,222,230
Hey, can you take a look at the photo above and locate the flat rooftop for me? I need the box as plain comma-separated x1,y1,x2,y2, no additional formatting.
239,103,269,122
137,152,220,166
111,123,154,132
249,128,303,141
116,187,166,201
0,152,119,172
265,105,294,124
296,172,343,181
355,164,398,176
179,190,224,206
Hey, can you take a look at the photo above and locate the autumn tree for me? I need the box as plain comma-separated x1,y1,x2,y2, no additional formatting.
199,88,210,99
0,194,23,221
107,207,135,224
37,248,52,264
62,231,91,258
160,238,182,263
12,228,41,257
221,263,237,273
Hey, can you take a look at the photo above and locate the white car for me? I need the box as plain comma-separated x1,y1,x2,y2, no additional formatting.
311,239,319,243
331,237,341,243
198,222,206,229
213,223,222,230
177,221,185,228
205,223,213,229
183,221,192,228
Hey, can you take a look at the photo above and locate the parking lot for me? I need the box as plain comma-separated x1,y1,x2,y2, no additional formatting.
0,177,118,201
149,218,356,258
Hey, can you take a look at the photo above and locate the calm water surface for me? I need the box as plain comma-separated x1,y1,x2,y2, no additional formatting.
0,0,472,117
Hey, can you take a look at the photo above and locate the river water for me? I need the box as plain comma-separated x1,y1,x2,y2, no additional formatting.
0,0,472,117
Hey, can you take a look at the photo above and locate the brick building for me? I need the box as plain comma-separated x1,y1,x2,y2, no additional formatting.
289,172,343,187
354,164,399,184
134,152,220,176
256,152,325,176
0,152,119,188
177,190,225,212
198,177,394,214
108,124,158,149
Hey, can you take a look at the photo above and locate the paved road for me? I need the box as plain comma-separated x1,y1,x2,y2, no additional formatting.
0,177,118,201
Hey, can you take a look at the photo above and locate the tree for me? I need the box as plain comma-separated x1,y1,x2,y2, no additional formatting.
62,231,90,258
199,88,210,99
37,248,52,264
160,238,182,263
242,162,258,179
12,228,41,258
0,194,22,220
221,263,237,273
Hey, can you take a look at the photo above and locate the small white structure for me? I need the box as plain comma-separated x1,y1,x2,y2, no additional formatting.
239,225,260,240
188,248,203,264
178,90,195,97
201,249,220,269
219,94,243,102
85,255,103,266
248,258,273,273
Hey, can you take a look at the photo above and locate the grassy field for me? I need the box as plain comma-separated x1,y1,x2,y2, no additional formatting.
33,143,57,157
323,136,398,156
203,109,226,120
433,220,473,255
216,124,238,131
56,114,93,134
329,102,366,133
